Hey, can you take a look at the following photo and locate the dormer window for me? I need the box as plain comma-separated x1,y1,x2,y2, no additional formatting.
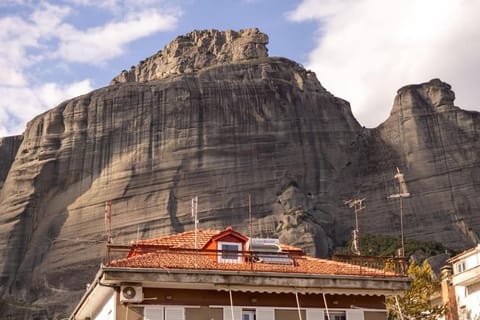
218,241,242,263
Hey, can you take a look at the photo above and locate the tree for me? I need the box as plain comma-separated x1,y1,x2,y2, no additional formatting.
387,261,447,320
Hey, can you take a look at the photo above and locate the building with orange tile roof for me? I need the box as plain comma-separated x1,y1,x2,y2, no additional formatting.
69,227,410,320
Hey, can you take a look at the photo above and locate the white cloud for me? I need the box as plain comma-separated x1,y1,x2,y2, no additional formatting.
0,79,94,136
65,0,178,16
0,1,180,137
55,10,178,64
289,0,480,127
36,79,94,108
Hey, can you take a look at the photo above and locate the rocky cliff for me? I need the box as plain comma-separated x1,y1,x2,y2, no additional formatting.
0,28,479,319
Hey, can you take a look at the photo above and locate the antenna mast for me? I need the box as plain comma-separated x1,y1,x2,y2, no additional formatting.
105,200,112,244
104,200,112,263
191,196,198,250
344,198,366,255
388,167,410,257
248,194,252,240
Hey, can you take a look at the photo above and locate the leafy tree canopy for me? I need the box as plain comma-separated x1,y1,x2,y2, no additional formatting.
387,261,447,320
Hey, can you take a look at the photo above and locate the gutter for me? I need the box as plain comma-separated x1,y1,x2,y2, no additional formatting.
101,266,410,282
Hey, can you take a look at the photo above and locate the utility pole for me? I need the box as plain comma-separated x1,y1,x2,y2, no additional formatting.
388,168,410,257
344,198,366,255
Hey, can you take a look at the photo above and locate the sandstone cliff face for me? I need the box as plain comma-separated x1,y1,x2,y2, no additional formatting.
0,29,479,319
0,29,362,319
111,28,269,84
0,135,22,191
377,79,480,245
326,79,480,255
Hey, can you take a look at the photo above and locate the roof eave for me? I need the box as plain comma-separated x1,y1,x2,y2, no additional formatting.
101,266,411,296
69,265,115,320
447,244,480,263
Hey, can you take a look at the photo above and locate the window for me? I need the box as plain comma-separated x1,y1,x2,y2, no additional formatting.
456,261,466,273
218,241,242,263
144,306,184,320
467,282,480,296
325,311,346,320
242,309,256,320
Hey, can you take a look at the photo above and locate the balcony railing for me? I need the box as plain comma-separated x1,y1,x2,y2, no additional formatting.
333,254,408,276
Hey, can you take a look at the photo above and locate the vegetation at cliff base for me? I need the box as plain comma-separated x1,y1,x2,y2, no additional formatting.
334,233,452,259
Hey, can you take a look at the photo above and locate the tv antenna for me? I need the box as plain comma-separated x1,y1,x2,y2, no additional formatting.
104,200,112,263
191,196,199,268
248,194,252,240
191,196,199,250
105,200,112,244
344,198,366,255
387,167,410,257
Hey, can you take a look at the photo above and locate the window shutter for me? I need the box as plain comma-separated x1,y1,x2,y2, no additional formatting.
256,307,275,320
346,309,364,320
306,308,325,320
223,306,242,320
145,307,164,320
165,306,184,320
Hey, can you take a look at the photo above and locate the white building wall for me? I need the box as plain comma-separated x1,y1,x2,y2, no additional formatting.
94,293,115,320
464,252,480,270
456,284,480,320
452,246,480,320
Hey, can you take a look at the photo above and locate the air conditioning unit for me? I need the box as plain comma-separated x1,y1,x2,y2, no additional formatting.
120,285,143,303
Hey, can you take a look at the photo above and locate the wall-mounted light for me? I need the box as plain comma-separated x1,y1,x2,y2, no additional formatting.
165,295,173,301
250,297,257,303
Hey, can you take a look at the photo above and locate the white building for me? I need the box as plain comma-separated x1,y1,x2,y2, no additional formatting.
449,244,480,320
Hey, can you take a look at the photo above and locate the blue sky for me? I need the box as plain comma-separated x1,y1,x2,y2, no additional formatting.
1,0,479,136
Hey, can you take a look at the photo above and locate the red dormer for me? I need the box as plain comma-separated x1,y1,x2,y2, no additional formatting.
203,226,248,263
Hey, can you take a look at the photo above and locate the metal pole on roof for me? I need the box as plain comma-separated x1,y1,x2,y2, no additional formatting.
192,196,198,268
248,194,252,240
322,292,331,320
104,200,112,263
295,291,303,320
105,200,112,244
229,289,235,320
344,198,365,256
387,167,410,258
394,295,405,320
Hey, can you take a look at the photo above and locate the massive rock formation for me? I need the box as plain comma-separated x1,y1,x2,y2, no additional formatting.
0,28,479,318
377,80,480,245
111,28,269,84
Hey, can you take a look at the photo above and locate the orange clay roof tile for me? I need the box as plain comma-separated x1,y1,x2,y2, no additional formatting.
109,229,402,278
109,249,399,277
132,229,221,249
